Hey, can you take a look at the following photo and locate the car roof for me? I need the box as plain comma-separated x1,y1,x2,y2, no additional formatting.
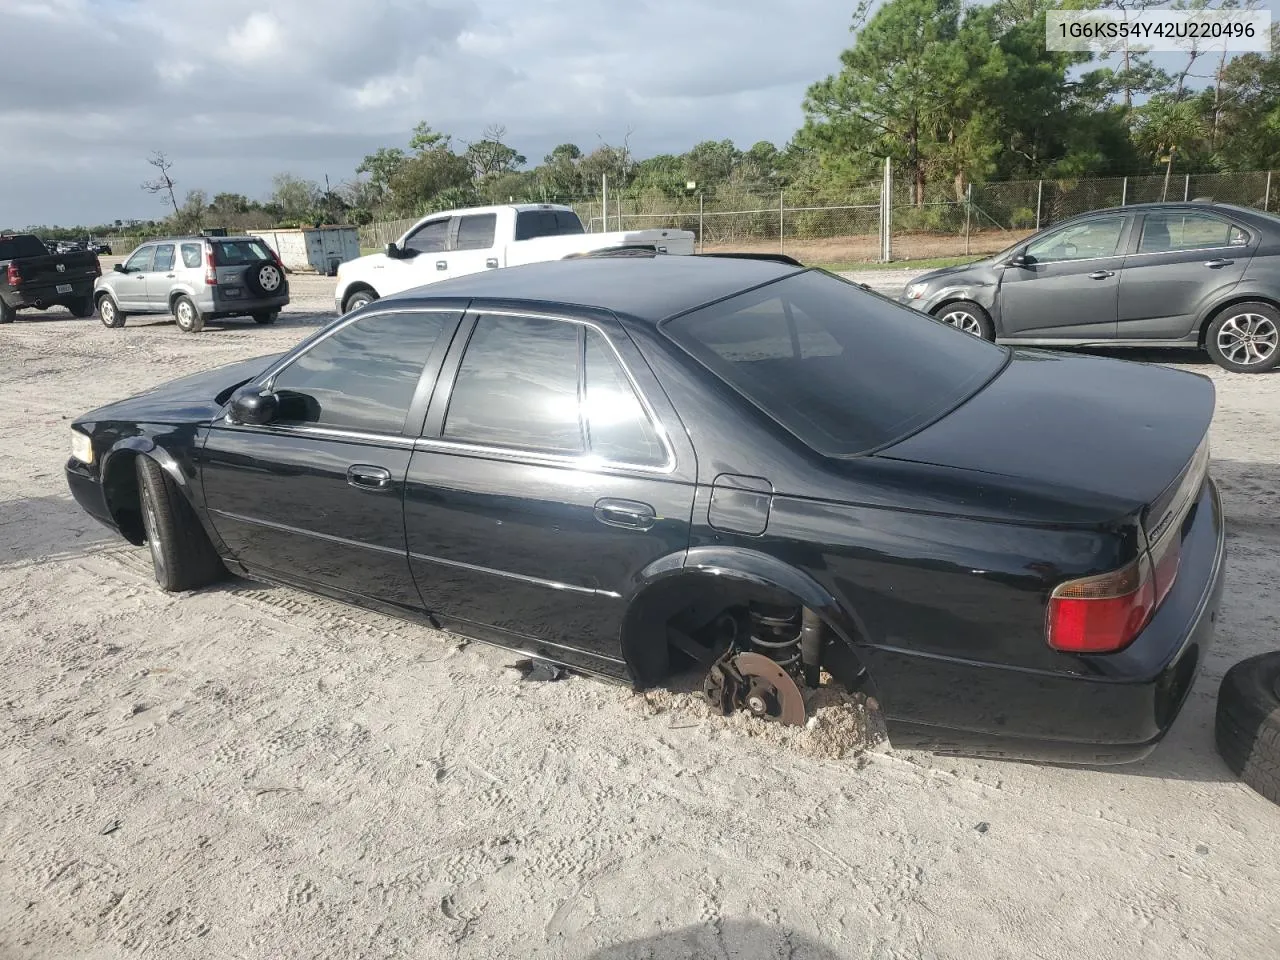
382,255,807,323
1058,200,1274,223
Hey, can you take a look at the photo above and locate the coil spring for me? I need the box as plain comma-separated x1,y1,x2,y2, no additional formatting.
747,601,802,670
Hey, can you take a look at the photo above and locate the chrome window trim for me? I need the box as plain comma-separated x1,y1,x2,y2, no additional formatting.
217,421,417,447
437,306,678,474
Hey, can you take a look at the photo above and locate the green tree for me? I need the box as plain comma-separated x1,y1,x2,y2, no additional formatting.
463,125,526,179
354,147,408,205
270,173,321,222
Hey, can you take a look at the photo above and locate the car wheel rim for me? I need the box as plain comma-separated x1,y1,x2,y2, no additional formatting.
939,309,983,336
259,266,281,292
177,302,193,328
351,296,369,311
141,483,167,581
1217,313,1278,366
100,301,113,324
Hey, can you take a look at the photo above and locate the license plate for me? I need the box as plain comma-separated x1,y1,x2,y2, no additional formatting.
56,283,72,294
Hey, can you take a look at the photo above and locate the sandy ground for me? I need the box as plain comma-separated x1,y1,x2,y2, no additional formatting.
2,271,1280,960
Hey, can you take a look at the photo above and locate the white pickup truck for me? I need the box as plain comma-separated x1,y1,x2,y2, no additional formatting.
335,203,696,313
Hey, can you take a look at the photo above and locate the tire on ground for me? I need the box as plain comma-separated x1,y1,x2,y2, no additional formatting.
173,295,205,333
1214,651,1280,805
931,299,995,341
70,296,95,318
343,288,377,313
135,456,226,592
1203,301,1280,373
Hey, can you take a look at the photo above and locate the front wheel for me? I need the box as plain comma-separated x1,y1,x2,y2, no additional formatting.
135,456,226,592
173,295,205,333
97,294,125,328
342,289,377,314
1204,302,1280,373
932,300,995,341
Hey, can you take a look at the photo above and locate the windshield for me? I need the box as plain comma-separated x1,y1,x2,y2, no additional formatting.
662,270,1009,457
212,239,274,266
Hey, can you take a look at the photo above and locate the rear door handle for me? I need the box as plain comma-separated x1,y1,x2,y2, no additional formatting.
436,260,448,271
594,498,656,530
485,258,499,268
347,464,392,492
1204,258,1234,268
1088,270,1115,280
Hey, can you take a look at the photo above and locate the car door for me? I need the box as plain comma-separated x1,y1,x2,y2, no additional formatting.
115,245,155,310
148,243,177,310
1116,209,1254,340
403,308,697,669
995,213,1131,339
197,306,462,610
381,216,454,294
444,213,499,280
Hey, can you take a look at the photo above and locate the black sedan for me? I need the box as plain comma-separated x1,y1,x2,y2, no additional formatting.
900,201,1280,372
65,255,1226,764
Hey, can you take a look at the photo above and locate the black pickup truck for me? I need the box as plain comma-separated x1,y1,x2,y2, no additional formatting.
0,233,101,323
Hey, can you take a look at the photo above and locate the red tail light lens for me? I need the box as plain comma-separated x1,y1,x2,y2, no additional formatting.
1046,553,1156,654
204,246,217,286
6,263,21,286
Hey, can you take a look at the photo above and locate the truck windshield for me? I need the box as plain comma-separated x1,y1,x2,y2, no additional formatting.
662,270,1009,457
0,235,51,259
514,210,585,241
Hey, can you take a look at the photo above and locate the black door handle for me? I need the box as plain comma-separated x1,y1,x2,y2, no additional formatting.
1204,258,1234,268
594,498,656,530
1088,270,1115,280
436,260,448,271
347,464,392,491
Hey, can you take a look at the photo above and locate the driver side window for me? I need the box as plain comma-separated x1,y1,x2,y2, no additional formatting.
271,311,451,434
124,246,155,272
1026,216,1126,263
403,218,452,254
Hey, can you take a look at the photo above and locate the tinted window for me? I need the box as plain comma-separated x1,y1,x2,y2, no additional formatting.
514,210,585,241
212,239,273,265
0,235,50,259
1026,216,1125,262
180,243,203,268
584,329,666,465
663,270,1007,458
153,244,175,271
455,214,496,251
124,246,155,272
404,218,450,253
1138,212,1248,253
272,311,447,434
444,314,583,454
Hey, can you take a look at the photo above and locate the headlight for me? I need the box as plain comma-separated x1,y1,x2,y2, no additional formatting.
70,429,94,465
905,282,928,300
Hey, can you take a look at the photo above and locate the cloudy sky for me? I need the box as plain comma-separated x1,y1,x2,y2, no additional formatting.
0,0,859,227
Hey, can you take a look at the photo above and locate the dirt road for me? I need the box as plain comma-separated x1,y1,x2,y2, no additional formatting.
2,276,1279,959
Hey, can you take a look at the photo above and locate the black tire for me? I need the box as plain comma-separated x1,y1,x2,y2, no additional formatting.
251,310,279,325
342,289,377,313
1204,302,1280,373
0,299,14,324
135,456,226,592
932,300,995,341
97,293,125,328
69,295,95,318
173,295,205,333
244,259,285,298
1215,652,1280,805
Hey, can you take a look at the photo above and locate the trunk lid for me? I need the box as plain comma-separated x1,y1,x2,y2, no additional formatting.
878,349,1215,519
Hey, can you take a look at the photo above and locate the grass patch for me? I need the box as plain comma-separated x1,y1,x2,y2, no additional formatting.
816,255,985,272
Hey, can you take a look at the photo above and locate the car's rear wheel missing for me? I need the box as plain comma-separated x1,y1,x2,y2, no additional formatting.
135,456,226,592
1215,651,1280,805
1205,302,1280,373
932,300,994,341
173,295,205,333
97,294,125,328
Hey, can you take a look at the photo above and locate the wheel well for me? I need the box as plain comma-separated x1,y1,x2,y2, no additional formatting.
342,283,377,311
168,290,190,311
619,571,876,698
103,452,145,545
95,290,114,306
1198,296,1280,346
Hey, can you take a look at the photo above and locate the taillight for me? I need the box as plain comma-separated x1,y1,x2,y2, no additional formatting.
6,263,21,286
204,246,217,286
1046,553,1156,654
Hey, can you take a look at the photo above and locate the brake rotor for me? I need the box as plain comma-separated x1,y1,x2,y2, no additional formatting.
727,652,807,727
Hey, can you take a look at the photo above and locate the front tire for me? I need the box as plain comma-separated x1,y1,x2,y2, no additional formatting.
135,456,226,592
932,300,995,340
173,295,205,333
342,289,377,314
97,294,125,328
1204,302,1280,373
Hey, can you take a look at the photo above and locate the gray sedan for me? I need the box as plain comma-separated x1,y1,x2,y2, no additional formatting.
899,201,1280,372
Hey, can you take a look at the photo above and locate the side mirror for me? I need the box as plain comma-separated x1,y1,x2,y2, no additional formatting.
229,386,278,426
113,263,126,273
1007,249,1033,268
385,242,401,259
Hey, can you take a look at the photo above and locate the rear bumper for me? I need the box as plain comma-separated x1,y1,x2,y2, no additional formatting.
870,478,1227,764
5,279,95,308
205,288,290,316
65,458,117,531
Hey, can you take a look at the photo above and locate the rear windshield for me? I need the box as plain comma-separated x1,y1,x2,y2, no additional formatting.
514,210,585,241
662,270,1008,457
211,239,274,266
0,235,51,259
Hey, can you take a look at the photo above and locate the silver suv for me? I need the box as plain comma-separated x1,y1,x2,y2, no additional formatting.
94,236,289,333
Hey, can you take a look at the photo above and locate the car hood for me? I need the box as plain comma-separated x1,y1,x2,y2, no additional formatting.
75,352,285,425
877,349,1215,519
908,259,995,289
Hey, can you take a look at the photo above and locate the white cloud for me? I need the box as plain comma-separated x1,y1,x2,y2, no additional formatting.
0,0,857,226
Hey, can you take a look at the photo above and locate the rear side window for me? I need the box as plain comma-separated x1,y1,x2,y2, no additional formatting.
153,244,175,271
514,210,585,241
1138,212,1249,253
584,329,666,465
0,235,50,259
663,270,1007,458
271,311,448,434
455,214,496,251
212,239,273,266
180,243,203,268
